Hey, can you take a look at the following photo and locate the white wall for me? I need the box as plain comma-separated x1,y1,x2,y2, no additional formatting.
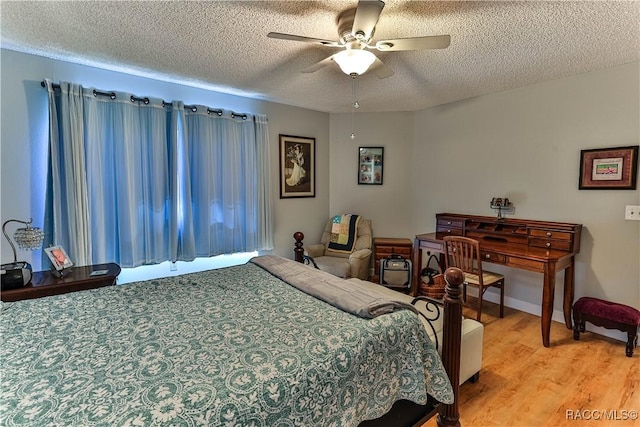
330,63,639,341
329,111,415,240
0,48,330,271
410,62,639,312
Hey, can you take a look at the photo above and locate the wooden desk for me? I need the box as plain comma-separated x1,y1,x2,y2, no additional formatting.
1,263,121,302
412,213,582,347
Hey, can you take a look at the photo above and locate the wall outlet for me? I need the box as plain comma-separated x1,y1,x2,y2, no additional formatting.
625,205,640,221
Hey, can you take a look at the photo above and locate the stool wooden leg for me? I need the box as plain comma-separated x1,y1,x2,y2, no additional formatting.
572,312,581,340
626,326,638,357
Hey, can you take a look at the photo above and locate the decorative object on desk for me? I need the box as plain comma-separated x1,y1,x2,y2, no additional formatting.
490,197,513,221
44,245,73,274
279,134,315,198
1,218,45,290
579,145,639,190
358,146,383,185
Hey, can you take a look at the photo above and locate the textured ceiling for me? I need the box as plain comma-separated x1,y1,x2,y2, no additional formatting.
1,1,638,113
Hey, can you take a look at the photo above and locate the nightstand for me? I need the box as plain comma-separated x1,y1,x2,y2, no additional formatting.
371,237,413,284
0,263,121,302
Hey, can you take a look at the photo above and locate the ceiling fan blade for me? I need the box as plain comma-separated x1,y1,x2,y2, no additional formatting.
375,35,451,51
370,57,394,79
267,32,341,47
301,55,336,73
352,0,385,41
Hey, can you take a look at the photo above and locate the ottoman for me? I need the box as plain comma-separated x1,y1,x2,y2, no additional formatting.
572,297,640,357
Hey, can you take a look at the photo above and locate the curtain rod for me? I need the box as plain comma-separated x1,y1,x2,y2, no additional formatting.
41,80,250,120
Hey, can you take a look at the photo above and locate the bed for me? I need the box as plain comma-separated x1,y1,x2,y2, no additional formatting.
0,255,462,427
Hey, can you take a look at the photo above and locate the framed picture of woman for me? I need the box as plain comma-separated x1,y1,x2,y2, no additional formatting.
44,245,74,271
279,134,315,198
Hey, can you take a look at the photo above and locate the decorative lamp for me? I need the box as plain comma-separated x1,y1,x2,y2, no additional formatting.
489,198,514,221
333,49,376,76
1,218,45,289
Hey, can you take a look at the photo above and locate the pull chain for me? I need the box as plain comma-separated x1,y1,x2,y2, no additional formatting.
350,73,359,140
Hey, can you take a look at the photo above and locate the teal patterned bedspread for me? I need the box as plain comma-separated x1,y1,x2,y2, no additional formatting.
1,260,453,426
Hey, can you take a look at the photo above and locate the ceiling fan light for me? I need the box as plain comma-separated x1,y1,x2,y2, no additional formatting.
334,49,376,75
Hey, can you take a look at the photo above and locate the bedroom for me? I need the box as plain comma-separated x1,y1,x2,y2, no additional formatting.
1,1,639,426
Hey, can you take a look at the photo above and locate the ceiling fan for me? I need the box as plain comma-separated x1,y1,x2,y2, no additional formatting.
267,0,451,79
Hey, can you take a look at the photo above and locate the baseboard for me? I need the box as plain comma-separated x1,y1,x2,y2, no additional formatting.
477,289,628,344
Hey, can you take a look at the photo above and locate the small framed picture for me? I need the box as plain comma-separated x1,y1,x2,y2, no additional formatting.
45,245,74,271
358,147,384,185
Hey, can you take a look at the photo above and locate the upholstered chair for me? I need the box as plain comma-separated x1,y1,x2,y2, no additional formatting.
305,215,373,280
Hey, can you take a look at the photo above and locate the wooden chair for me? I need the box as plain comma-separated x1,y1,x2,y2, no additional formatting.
443,236,505,322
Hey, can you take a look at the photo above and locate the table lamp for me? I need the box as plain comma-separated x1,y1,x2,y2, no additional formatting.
1,218,45,290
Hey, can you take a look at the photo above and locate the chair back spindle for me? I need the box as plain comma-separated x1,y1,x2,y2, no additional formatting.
443,235,505,322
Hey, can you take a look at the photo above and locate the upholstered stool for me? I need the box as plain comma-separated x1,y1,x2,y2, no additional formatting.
572,297,640,357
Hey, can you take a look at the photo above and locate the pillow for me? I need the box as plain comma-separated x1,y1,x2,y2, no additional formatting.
326,214,361,255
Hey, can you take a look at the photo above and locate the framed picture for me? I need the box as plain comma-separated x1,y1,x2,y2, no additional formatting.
45,245,73,271
358,147,384,185
579,145,639,190
279,134,315,198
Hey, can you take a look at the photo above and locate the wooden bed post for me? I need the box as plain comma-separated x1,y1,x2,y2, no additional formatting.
437,267,464,427
293,231,305,263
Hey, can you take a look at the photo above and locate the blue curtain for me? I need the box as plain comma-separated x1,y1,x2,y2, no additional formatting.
181,109,265,258
44,80,92,266
254,114,274,250
82,92,173,267
44,81,273,268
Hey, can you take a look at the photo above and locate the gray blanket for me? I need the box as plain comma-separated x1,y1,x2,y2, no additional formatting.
251,255,418,318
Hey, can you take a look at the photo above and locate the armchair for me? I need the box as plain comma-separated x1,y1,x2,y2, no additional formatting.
305,215,372,280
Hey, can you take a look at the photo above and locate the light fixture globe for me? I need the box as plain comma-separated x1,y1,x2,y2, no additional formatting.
333,49,376,76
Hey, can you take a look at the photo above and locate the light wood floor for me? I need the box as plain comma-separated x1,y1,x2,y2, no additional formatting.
423,299,640,427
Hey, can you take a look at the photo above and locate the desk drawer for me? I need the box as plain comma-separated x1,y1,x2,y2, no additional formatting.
437,218,464,229
529,228,573,241
480,251,506,264
436,225,463,236
420,239,444,252
376,246,412,256
506,256,545,272
529,238,572,251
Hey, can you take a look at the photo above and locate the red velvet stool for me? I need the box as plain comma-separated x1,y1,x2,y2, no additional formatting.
572,297,640,357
